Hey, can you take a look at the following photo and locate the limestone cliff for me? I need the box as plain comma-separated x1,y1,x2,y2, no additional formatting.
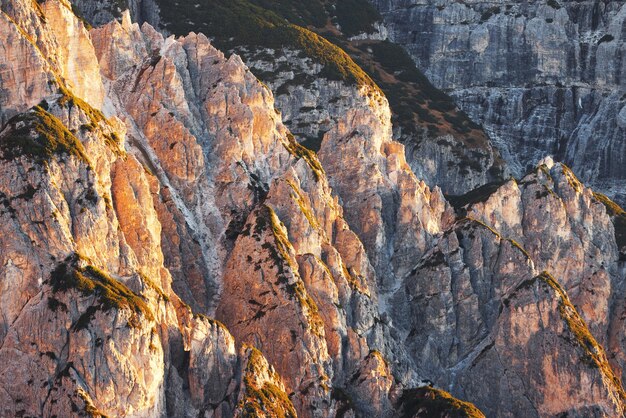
0,0,625,417
372,0,626,205
70,0,508,195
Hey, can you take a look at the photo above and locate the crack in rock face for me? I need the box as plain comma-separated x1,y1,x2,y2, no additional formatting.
0,0,624,417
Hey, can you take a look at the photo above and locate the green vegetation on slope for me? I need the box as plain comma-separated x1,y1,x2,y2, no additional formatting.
538,271,626,403
592,191,626,259
332,0,381,36
0,106,88,163
57,86,122,151
238,345,297,418
154,0,378,92
247,0,327,28
283,132,325,181
49,254,154,328
397,387,486,418
153,0,493,153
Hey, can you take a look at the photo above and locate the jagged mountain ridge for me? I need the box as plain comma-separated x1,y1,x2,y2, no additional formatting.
70,0,508,196
0,0,625,417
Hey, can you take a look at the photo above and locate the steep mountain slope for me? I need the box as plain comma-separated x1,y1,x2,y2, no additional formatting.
70,0,507,195
372,0,626,205
0,0,625,417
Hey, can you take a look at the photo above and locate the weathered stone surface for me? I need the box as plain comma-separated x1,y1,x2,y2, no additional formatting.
372,0,626,205
391,219,625,417
0,0,625,416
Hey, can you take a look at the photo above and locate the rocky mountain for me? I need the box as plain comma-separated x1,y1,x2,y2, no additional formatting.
372,0,626,205
0,0,625,417
70,0,508,195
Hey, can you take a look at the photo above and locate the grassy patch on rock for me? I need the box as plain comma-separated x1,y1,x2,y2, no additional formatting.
49,254,154,327
238,345,297,418
155,0,379,92
57,87,122,151
592,191,626,258
397,387,486,418
0,106,88,163
283,133,325,181
152,0,498,172
539,271,626,402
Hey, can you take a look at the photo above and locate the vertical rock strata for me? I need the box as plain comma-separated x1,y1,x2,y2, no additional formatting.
0,0,624,417
372,0,626,205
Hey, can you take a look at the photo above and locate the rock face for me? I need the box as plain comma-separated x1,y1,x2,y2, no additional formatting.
74,0,508,195
372,0,626,205
1,0,626,417
236,45,506,196
0,0,104,124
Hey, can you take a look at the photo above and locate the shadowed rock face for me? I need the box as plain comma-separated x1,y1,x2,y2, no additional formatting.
371,0,626,205
0,0,625,416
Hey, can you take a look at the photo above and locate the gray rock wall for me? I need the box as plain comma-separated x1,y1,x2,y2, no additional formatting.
372,0,626,204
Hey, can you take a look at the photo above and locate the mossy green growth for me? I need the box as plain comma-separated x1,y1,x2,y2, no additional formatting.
592,192,626,257
561,164,583,193
50,255,154,327
58,86,105,125
247,0,327,28
287,25,379,91
457,218,532,261
239,345,297,418
593,192,626,218
1,106,89,163
154,0,379,93
155,0,495,154
539,272,626,401
139,273,169,302
256,205,299,277
252,206,325,336
286,179,319,229
283,132,325,181
457,217,502,240
508,239,532,260
397,387,486,418
77,388,109,418
57,87,122,152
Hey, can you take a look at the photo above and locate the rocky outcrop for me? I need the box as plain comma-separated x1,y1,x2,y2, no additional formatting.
390,216,625,416
89,10,409,417
91,13,299,313
82,0,507,195
453,160,626,386
372,0,626,205
232,345,297,418
465,163,618,333
0,2,292,417
1,0,625,416
0,0,104,124
317,87,453,287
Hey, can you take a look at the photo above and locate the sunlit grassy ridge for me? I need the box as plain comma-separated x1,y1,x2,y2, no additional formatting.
0,105,89,163
153,0,491,148
50,254,154,328
397,387,486,418
538,272,626,404
154,0,378,92
238,345,297,418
